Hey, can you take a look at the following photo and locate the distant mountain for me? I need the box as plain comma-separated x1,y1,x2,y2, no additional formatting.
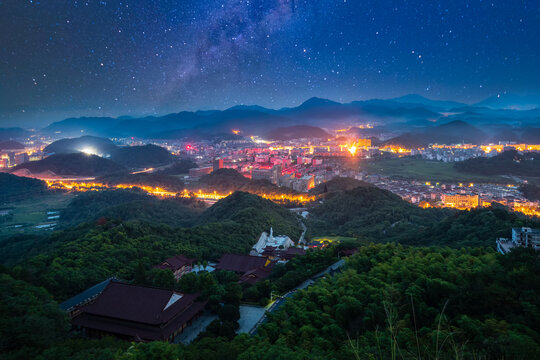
41,95,540,140
265,125,330,140
109,144,176,169
295,97,341,109
475,94,540,110
11,153,126,177
43,136,118,155
0,140,25,150
43,96,445,139
0,128,30,141
384,120,489,147
390,94,466,110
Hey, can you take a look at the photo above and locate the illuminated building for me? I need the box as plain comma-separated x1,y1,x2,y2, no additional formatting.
441,193,479,209
357,138,371,147
212,158,223,172
251,165,280,185
497,227,540,254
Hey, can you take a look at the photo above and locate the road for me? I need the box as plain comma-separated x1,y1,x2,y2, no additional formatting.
247,258,346,335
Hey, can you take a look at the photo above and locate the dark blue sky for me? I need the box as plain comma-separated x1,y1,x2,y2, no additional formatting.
1,0,539,126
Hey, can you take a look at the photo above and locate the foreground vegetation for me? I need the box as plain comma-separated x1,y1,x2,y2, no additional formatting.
0,178,539,359
2,244,538,359
307,184,540,247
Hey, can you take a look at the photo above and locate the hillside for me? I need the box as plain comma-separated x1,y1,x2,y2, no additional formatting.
307,184,539,247
455,150,540,177
193,168,299,197
43,136,118,155
0,128,29,141
265,125,330,140
309,176,374,195
0,173,48,202
109,144,176,168
156,158,198,175
198,191,301,239
11,153,126,177
58,189,203,228
97,173,186,192
1,191,301,300
0,140,25,150
384,120,489,147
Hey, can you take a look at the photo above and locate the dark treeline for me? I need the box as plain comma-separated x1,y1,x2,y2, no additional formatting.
455,150,540,177
307,184,540,247
0,173,48,202
3,244,538,359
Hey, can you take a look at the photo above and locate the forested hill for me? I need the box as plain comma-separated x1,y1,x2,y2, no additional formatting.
57,189,204,228
0,173,48,202
43,135,118,155
198,191,302,238
11,153,127,177
193,168,299,196
307,184,540,247
455,150,540,177
3,244,538,359
0,191,301,300
109,144,176,168
309,176,374,195
97,173,186,191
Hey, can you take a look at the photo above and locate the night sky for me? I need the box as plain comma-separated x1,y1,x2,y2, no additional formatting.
1,0,539,126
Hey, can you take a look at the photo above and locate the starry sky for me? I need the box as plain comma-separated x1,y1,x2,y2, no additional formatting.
1,0,539,127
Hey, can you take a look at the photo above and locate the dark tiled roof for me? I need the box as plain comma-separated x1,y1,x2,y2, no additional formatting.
215,254,270,273
155,255,194,271
79,281,198,325
59,277,117,311
239,266,274,285
72,299,206,341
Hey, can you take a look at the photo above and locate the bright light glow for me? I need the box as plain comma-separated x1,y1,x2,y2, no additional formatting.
80,147,97,155
347,145,357,156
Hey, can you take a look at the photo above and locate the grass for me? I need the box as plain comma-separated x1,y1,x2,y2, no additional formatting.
360,157,510,183
0,193,74,235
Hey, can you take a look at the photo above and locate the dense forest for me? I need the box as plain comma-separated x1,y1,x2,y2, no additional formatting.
0,176,539,359
0,191,301,300
455,150,540,177
97,173,187,191
307,183,540,247
2,245,538,359
192,168,300,197
57,189,204,228
0,173,48,202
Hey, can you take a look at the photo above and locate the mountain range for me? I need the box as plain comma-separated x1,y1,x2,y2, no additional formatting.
42,94,540,141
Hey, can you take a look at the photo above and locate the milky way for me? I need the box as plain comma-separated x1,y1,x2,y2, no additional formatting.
1,0,539,126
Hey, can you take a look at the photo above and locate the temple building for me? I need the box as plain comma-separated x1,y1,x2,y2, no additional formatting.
155,254,195,280
72,281,206,342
